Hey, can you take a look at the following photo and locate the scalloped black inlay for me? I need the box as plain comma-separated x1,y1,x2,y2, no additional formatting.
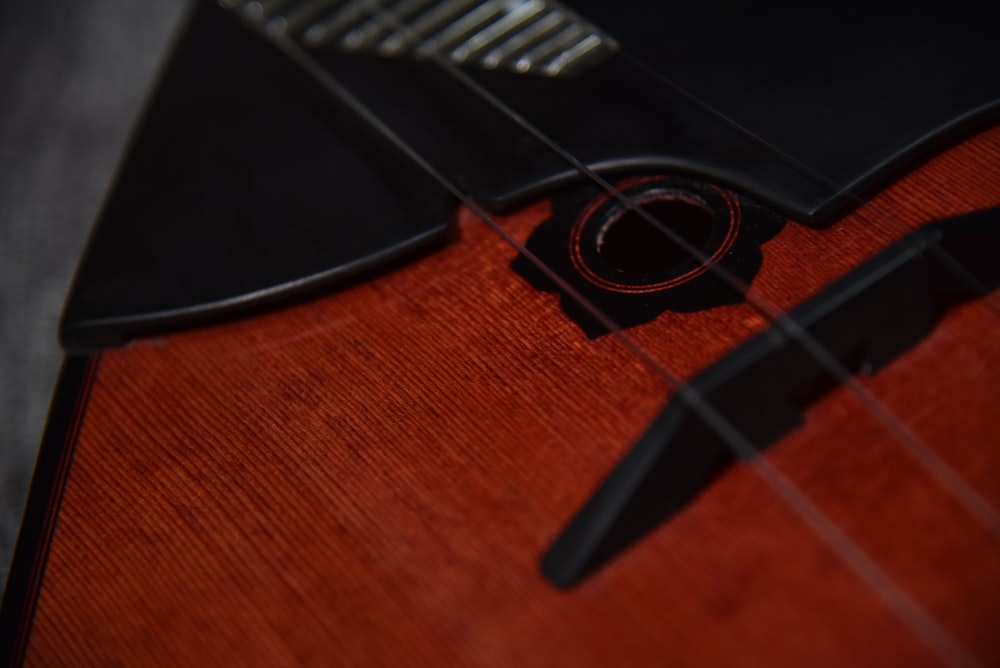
511,177,786,336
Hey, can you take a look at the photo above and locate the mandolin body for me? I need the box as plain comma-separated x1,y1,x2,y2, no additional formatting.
2,124,999,666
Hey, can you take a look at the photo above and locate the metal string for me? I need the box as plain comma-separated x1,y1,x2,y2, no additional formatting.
242,13,986,666
622,50,1000,309
346,1,1000,537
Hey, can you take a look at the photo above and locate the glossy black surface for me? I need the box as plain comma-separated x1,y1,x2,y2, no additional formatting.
567,0,1000,211
304,0,999,217
61,0,999,349
60,2,452,350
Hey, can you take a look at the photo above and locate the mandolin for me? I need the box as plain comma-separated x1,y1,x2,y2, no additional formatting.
2,0,999,665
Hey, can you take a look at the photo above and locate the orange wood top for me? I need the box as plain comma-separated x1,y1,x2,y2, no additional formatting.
13,127,1000,666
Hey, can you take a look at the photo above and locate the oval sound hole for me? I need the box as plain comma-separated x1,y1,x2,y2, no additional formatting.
597,198,714,274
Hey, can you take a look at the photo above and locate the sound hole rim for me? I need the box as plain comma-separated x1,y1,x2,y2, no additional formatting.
569,177,741,295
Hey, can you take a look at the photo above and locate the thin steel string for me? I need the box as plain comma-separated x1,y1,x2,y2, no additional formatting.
621,51,1000,312
249,18,982,668
348,2,1000,537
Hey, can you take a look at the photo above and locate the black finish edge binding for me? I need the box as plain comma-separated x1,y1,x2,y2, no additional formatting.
61,226,447,352
0,356,98,665
542,207,1000,587
59,0,454,352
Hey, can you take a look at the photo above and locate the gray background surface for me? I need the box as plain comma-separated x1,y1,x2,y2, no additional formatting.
1,0,187,587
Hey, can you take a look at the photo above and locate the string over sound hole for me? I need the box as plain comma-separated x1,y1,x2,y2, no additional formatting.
565,178,742,295
597,197,715,275
511,174,786,336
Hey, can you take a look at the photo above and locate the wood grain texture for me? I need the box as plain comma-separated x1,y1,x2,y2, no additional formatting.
16,127,1000,666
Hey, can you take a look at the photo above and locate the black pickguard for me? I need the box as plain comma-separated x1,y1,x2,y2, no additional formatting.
60,0,1000,350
